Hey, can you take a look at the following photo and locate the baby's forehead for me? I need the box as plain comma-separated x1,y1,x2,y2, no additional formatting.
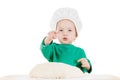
56,19,76,30
57,19,74,24
57,19,75,26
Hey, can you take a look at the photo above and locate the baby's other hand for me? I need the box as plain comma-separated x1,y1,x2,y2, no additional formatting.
77,58,90,71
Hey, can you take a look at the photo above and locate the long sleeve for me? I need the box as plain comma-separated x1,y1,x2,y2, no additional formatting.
87,59,92,73
82,49,92,73
76,49,92,73
40,38,54,61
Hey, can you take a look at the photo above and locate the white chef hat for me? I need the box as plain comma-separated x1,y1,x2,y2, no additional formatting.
50,7,82,35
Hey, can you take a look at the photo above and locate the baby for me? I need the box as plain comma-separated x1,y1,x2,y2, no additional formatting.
40,8,92,73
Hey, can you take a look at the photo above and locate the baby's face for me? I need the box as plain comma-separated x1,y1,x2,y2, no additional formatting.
56,19,77,44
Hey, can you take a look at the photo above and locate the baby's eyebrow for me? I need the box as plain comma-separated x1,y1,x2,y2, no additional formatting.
67,28,72,29
57,27,64,29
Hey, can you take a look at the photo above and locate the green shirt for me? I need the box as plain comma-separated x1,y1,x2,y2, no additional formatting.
40,39,92,73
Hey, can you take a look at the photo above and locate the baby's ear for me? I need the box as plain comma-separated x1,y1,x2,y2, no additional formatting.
76,32,78,37
74,35,77,40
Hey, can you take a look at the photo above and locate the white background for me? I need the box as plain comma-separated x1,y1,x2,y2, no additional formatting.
0,0,120,77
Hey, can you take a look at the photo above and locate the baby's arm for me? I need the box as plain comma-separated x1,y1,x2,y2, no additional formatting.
44,31,58,45
77,58,90,71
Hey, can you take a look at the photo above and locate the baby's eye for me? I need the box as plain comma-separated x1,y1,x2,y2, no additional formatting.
59,30,63,31
68,30,72,31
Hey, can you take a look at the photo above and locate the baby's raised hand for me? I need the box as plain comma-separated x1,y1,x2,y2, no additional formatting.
77,58,90,71
47,31,58,40
44,31,58,45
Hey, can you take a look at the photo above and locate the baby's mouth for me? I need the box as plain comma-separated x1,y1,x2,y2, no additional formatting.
63,37,68,41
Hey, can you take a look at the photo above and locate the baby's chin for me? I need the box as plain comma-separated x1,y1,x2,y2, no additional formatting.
59,41,72,44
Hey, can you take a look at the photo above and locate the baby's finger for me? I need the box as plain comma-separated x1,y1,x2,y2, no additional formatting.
81,64,85,67
77,58,86,62
48,31,54,35
55,30,59,34
53,31,58,38
53,34,57,39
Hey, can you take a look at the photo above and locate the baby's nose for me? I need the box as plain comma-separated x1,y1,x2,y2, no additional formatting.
63,31,68,36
